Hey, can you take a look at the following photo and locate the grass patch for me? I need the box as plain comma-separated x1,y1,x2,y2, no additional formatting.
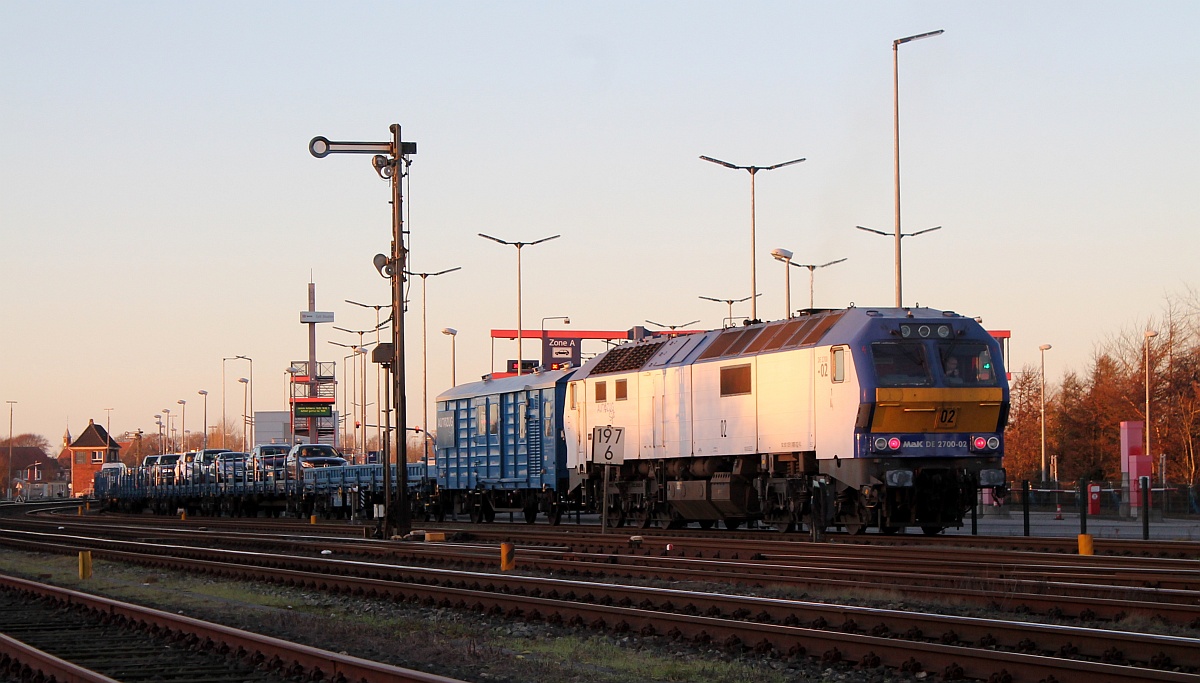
509,635,789,683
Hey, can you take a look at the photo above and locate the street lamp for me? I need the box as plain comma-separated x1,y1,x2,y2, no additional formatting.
479,233,560,376
699,294,756,328
772,248,848,314
1039,344,1052,484
177,400,186,452
154,415,163,454
1145,330,1158,469
405,266,462,465
855,224,940,307
646,319,699,335
197,390,208,450
442,328,458,387
238,378,249,452
699,154,805,321
234,355,253,448
161,408,171,452
331,341,372,457
6,401,15,501
882,28,944,308
346,299,392,454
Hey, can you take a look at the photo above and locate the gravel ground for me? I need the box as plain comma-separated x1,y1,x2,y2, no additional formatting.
0,549,957,683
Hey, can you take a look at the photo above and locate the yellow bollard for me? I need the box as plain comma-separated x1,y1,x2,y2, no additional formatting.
180,511,187,521
78,551,92,580
1078,533,1094,556
310,515,318,525
500,542,515,571
77,506,82,516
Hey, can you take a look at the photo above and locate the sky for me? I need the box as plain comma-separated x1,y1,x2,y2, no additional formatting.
2,2,1198,447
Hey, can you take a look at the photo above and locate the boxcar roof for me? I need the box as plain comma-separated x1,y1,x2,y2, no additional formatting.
436,368,573,402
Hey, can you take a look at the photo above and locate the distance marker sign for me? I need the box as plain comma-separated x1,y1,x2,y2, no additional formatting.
591,426,625,464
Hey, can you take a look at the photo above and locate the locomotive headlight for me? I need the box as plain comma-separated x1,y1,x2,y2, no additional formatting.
872,436,902,453
970,435,1000,453
937,325,951,338
979,468,1006,487
885,469,914,487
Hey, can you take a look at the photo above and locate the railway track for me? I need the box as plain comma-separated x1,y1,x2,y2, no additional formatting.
16,516,1200,627
0,572,461,683
0,527,1197,682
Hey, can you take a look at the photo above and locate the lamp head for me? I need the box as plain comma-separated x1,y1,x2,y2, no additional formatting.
1039,344,1052,351
563,317,570,325
1145,330,1159,339
198,390,207,396
441,328,457,336
770,247,793,262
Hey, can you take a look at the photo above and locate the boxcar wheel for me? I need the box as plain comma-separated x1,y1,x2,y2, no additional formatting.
920,525,944,536
697,520,715,530
879,525,901,535
722,519,741,531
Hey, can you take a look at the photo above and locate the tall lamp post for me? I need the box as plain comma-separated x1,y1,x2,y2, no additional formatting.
1039,344,1052,484
406,266,461,464
311,124,417,536
478,233,560,376
154,415,163,454
177,400,186,452
346,299,392,455
234,355,253,448
331,341,372,457
699,155,805,321
886,28,944,307
197,390,208,450
699,294,755,328
6,401,15,501
161,408,171,452
238,378,250,452
442,328,458,387
1145,330,1158,468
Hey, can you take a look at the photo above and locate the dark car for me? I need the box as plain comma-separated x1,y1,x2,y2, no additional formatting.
155,454,181,484
285,444,348,470
214,452,249,482
250,444,291,479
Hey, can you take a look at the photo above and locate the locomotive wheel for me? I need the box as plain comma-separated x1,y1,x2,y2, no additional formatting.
722,519,741,531
627,507,652,529
605,507,626,528
697,520,715,530
842,502,870,535
921,525,944,536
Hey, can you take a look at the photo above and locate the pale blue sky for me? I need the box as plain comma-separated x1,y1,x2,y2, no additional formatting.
2,2,1198,444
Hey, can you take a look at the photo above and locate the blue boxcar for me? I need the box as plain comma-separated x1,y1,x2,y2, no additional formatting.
434,368,572,523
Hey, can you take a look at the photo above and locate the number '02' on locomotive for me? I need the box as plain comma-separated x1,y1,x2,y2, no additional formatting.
433,306,1008,534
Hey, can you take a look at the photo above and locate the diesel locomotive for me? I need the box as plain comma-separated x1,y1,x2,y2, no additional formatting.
434,305,1009,534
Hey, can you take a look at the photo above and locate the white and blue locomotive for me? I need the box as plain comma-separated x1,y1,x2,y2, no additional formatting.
434,306,1008,534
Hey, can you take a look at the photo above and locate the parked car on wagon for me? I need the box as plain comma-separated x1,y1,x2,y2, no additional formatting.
249,444,291,479
284,443,348,470
155,454,181,485
214,452,249,482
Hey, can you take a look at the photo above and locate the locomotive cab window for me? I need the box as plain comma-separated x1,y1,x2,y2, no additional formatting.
831,347,846,383
595,381,607,403
938,342,998,387
720,364,752,396
615,379,628,401
870,342,931,387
